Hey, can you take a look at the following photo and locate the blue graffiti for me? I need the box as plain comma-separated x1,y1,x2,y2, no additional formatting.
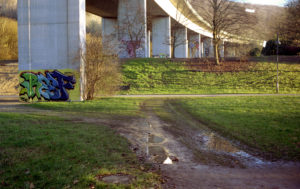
20,70,76,101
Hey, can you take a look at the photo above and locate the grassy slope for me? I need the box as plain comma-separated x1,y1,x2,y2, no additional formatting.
121,59,300,94
174,96,300,160
0,100,160,188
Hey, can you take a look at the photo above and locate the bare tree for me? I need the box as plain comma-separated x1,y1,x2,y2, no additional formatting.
0,0,17,19
191,0,257,64
283,0,300,46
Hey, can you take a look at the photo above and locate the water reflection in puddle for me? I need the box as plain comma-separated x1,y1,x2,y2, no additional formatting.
203,133,239,153
149,135,164,143
197,131,268,166
148,146,168,163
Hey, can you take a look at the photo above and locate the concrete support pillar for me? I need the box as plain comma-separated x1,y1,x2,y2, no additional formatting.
209,38,214,57
118,0,147,58
102,18,118,54
152,16,171,58
18,0,86,101
189,33,201,58
225,43,236,57
219,40,225,58
203,38,214,57
200,41,204,57
203,38,209,57
147,30,151,57
174,27,188,58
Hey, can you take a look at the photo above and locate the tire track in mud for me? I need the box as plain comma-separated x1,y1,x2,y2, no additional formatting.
146,100,300,189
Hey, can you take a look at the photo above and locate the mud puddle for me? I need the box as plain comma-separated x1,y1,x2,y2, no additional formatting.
193,130,269,167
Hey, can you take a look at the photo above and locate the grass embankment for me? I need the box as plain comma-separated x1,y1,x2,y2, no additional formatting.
173,96,300,160
121,59,300,94
0,99,160,189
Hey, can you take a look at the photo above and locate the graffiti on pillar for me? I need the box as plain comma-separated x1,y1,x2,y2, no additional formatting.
121,39,144,58
19,70,76,101
189,41,199,58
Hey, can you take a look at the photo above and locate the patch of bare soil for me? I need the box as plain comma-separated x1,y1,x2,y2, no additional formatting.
0,63,18,95
1,99,299,189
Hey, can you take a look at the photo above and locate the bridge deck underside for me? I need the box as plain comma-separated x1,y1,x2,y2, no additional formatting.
86,0,167,18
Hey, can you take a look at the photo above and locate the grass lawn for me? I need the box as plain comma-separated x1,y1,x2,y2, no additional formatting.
28,98,144,117
121,59,300,94
0,113,160,189
173,96,300,160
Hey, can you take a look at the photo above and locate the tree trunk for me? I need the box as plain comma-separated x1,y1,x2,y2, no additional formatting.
214,43,220,65
213,33,220,65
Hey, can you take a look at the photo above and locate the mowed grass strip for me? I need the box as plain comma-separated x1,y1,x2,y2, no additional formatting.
121,59,300,94
28,98,143,117
174,96,300,160
0,113,160,189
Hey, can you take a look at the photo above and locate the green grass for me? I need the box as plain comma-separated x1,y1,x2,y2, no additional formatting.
173,96,300,160
0,113,160,188
28,98,144,117
121,59,300,94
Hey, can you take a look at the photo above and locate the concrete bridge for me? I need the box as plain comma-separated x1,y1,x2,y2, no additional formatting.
17,0,239,101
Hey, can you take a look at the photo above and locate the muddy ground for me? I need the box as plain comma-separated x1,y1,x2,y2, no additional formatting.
0,97,299,189
0,62,18,96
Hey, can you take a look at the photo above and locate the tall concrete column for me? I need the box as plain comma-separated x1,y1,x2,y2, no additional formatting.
174,27,188,58
219,40,225,58
18,0,86,101
147,30,151,57
152,16,171,58
118,0,147,58
102,18,119,54
200,41,204,57
203,37,210,57
189,33,201,58
209,38,214,57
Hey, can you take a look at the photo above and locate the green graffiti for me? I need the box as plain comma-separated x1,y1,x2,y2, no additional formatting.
20,73,42,99
19,70,76,101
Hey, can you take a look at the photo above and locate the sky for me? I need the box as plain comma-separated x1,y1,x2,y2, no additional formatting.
234,0,287,6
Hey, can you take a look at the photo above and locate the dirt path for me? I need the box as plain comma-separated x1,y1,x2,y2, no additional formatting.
140,100,300,189
0,99,299,189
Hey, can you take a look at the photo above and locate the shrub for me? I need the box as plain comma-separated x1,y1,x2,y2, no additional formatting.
249,48,261,57
81,34,121,100
262,39,300,56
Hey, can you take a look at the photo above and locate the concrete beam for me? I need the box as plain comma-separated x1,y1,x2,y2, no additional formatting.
86,0,118,18
152,16,171,58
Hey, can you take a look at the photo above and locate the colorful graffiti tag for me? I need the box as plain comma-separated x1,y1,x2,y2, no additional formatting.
19,70,76,101
121,39,144,58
